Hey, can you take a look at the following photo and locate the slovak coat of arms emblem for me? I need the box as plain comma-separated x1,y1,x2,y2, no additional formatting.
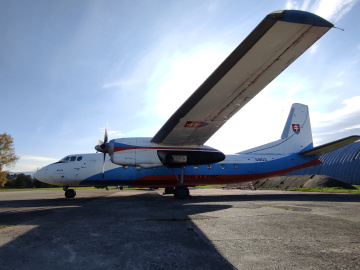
292,124,300,134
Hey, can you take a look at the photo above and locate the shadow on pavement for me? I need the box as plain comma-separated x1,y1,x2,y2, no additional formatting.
0,190,235,269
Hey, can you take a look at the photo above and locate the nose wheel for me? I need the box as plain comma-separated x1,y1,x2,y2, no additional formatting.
64,187,76,198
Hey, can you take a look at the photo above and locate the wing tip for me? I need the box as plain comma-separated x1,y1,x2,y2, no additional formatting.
268,10,334,28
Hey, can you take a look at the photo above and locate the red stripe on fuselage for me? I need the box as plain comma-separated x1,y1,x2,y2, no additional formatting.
129,158,322,187
114,146,136,152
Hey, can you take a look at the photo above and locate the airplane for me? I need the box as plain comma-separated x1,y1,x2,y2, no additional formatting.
34,10,360,199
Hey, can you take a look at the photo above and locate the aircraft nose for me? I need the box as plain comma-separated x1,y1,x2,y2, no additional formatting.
34,167,46,182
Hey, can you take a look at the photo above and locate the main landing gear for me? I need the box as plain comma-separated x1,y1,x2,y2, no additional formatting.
163,186,190,199
174,185,190,199
172,166,191,200
63,186,76,198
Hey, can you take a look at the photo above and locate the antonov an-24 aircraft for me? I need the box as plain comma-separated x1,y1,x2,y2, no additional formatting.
35,10,360,199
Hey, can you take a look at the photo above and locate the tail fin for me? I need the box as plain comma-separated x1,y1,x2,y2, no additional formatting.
240,103,313,154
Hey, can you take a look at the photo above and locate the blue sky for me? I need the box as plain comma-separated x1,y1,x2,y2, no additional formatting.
1,0,360,172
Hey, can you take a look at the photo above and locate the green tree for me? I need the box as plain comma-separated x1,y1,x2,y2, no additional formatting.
14,173,32,188
0,133,19,187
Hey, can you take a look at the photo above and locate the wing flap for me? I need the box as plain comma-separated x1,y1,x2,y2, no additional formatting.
151,10,333,146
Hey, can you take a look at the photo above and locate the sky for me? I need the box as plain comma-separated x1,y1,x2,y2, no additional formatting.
1,0,360,173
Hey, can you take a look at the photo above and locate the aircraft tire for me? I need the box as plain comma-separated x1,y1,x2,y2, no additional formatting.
174,185,189,199
65,189,76,199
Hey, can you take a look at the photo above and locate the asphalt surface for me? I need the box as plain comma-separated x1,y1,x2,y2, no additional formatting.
0,188,359,270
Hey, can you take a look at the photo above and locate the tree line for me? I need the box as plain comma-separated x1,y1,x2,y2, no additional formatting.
1,133,56,188
4,173,56,188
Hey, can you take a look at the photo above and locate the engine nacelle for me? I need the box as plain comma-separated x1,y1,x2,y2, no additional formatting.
109,138,163,168
107,137,225,168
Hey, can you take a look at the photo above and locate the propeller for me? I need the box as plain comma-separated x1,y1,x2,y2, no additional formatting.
95,123,109,181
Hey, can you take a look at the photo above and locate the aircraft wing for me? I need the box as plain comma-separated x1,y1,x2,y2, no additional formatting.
151,10,334,146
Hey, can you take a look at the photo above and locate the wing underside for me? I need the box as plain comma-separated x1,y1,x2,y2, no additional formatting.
151,10,334,146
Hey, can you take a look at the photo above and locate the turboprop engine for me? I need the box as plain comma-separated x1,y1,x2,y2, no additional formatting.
95,136,225,169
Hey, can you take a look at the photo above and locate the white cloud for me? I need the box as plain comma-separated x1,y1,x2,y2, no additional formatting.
312,96,360,125
309,44,318,54
148,43,230,121
4,156,59,173
21,156,58,162
102,80,141,89
285,0,358,22
312,0,358,22
311,96,360,144
108,130,125,137
286,0,298,9
286,0,312,10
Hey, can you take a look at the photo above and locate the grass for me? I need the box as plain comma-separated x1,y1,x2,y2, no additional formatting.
285,185,360,194
0,225,16,230
195,185,225,189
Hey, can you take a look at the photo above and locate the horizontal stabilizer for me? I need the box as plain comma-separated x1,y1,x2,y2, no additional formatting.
299,136,360,156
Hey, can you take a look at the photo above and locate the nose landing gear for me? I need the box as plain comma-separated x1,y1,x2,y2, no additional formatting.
63,186,76,198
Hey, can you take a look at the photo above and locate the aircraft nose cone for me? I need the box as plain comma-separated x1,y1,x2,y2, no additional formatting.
34,168,46,182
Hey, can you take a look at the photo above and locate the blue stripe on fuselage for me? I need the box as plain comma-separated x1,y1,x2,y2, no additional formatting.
80,152,318,186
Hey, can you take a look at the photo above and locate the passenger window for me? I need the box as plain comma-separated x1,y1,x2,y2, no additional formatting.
77,156,82,161
70,156,76,161
220,164,226,169
193,166,199,169
234,164,239,169
207,164,212,169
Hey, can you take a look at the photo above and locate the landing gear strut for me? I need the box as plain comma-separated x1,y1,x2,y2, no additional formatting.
174,166,190,199
63,186,76,199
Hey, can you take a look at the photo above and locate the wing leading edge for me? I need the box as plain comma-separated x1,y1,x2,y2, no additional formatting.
151,10,334,146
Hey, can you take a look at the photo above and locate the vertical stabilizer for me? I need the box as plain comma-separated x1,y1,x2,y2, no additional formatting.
240,103,313,154
281,103,313,148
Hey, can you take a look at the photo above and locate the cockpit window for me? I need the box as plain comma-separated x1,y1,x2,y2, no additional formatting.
60,155,82,163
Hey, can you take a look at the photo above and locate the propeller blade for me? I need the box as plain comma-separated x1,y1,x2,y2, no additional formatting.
96,122,109,181
97,139,104,146
95,123,109,152
104,122,108,143
102,152,106,180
